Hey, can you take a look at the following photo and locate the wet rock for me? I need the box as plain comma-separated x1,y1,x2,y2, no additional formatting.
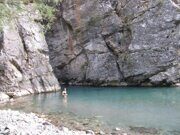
129,126,159,134
82,122,89,126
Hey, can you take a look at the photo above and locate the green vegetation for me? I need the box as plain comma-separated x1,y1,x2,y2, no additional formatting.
0,0,62,31
0,0,21,30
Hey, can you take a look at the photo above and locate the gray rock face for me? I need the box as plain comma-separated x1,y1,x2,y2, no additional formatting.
47,0,180,86
0,6,60,99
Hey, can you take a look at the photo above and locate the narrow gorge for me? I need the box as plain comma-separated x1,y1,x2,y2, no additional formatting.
0,0,179,134
0,0,179,102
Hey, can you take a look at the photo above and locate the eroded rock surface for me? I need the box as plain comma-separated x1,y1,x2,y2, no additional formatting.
0,6,60,100
47,0,180,86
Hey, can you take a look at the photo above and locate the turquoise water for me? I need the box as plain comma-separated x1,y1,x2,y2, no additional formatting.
1,86,180,133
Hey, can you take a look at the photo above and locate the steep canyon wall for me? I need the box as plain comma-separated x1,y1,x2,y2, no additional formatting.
47,0,180,86
0,6,60,102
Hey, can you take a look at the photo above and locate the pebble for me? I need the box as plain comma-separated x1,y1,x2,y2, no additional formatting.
62,127,69,132
115,127,121,131
86,130,95,135
9,98,14,102
99,130,105,135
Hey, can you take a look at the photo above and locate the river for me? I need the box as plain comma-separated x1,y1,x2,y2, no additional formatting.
1,86,180,134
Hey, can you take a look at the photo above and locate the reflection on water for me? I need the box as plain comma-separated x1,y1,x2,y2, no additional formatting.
62,97,68,107
1,86,180,133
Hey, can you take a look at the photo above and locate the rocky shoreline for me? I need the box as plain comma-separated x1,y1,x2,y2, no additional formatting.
0,110,95,135
1,100,178,135
0,109,161,135
0,95,130,135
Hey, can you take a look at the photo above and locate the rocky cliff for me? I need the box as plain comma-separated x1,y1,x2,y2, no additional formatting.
0,0,179,98
47,0,180,86
0,6,60,103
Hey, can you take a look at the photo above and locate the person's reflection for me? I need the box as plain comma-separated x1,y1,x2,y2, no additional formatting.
62,96,68,107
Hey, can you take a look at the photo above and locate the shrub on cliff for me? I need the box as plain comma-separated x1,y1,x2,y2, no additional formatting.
0,0,62,31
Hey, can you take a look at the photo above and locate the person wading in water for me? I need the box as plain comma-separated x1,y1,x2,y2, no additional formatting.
62,88,68,98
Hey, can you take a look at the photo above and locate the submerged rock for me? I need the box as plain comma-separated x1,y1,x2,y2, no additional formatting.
129,126,159,134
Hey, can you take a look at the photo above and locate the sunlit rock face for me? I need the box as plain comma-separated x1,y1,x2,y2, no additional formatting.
0,6,60,100
47,0,179,86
